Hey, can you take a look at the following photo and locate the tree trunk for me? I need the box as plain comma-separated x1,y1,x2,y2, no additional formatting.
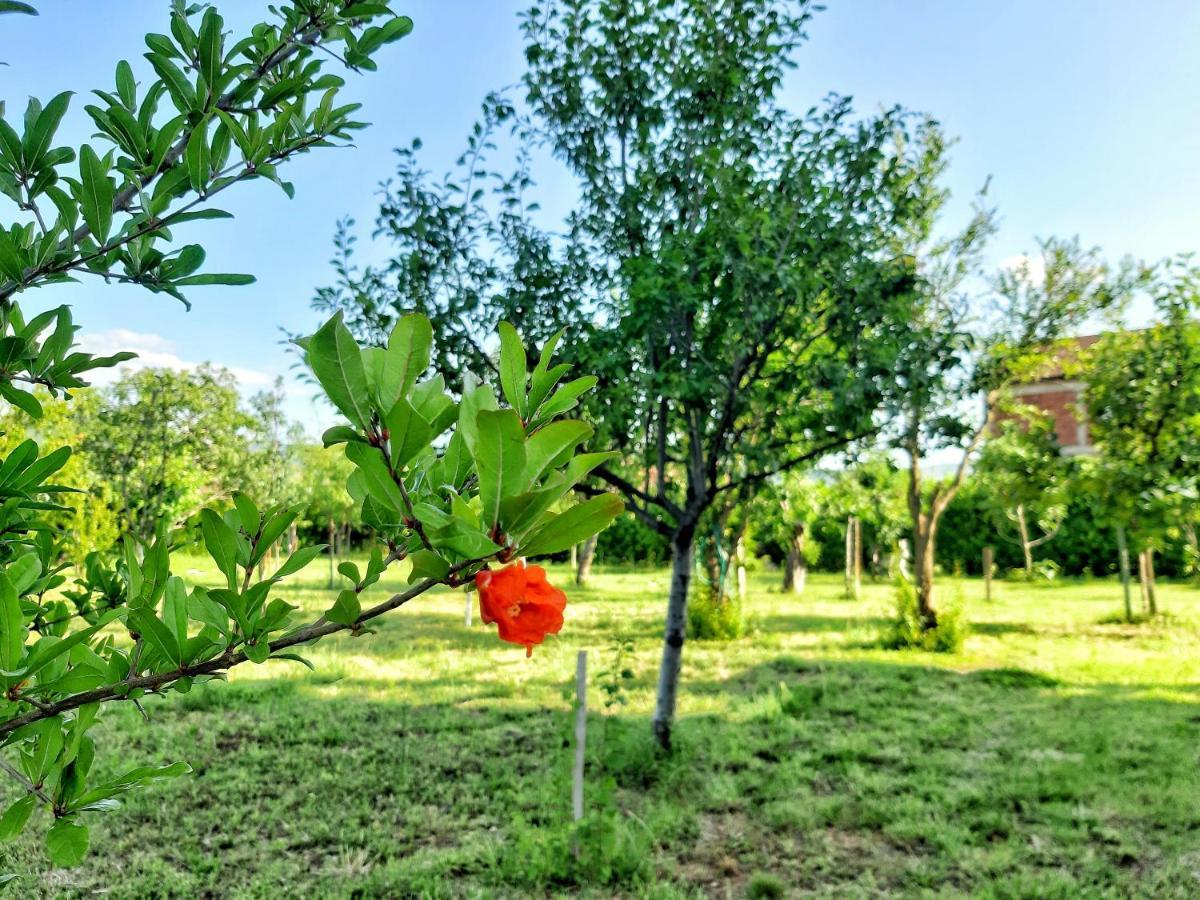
783,524,807,595
1145,548,1158,615
1137,549,1150,614
327,519,335,589
653,529,695,751
913,522,937,628
576,534,598,585
703,536,724,604
1115,524,1133,622
1016,504,1034,579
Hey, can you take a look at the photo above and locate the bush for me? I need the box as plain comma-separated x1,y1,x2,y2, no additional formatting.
688,590,744,640
882,578,967,653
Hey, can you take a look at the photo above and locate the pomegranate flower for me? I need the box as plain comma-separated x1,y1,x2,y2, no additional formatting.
475,560,567,657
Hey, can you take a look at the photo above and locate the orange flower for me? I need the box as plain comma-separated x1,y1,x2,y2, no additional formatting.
475,560,567,657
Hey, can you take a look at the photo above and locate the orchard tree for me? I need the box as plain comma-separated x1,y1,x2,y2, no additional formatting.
293,440,358,585
0,1,620,874
975,413,1071,579
81,366,254,536
1081,260,1200,615
887,141,1130,631
314,0,938,749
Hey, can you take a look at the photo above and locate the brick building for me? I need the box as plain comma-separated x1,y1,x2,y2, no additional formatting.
1008,334,1099,456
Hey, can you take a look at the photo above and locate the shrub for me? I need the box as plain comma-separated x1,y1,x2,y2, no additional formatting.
688,590,744,640
882,578,967,653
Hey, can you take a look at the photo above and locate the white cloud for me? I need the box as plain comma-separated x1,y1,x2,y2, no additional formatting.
77,329,275,389
998,253,1047,288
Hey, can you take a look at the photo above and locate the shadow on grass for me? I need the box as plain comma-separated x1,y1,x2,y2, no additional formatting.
8,652,1200,898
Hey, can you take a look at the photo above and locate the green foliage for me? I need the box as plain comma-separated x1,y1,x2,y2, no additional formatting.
687,589,744,641
883,578,967,653
595,514,668,566
0,1,621,873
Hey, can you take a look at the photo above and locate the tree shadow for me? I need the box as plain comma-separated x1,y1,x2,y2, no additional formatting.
6,652,1200,898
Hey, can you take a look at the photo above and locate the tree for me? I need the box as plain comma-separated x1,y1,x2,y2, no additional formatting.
293,440,358,586
975,413,1071,579
80,366,254,536
888,146,1128,631
315,0,938,749
1081,260,1200,615
0,2,619,873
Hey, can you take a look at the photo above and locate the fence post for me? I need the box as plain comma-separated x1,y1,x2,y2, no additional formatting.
573,650,587,825
983,546,993,602
464,593,473,627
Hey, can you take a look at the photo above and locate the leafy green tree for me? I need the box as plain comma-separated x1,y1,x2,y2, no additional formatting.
80,366,254,536
975,413,1071,579
888,149,1129,631
1081,261,1200,615
293,440,358,585
315,0,938,749
0,2,618,874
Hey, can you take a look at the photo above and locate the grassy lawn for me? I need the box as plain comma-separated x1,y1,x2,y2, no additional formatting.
3,559,1200,898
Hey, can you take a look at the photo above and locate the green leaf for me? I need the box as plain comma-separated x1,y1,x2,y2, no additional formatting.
22,91,71,166
0,382,42,419
472,409,526,528
535,375,598,422
127,608,181,669
384,398,433,469
172,273,256,287
375,313,432,408
321,425,363,448
325,589,361,627
0,571,24,674
307,313,371,428
0,795,35,842
520,420,592,491
45,819,88,868
497,321,528,417
406,549,449,583
429,521,501,560
115,60,137,109
345,442,404,515
271,545,326,580
520,494,625,557
0,2,37,15
197,8,224,93
76,145,113,244
185,119,209,192
200,508,238,591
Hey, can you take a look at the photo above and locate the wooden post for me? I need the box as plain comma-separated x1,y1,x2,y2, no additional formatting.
1137,549,1150,613
844,516,861,600
1145,548,1158,615
853,517,862,600
573,651,587,826
464,593,473,627
736,537,747,603
983,546,993,602
1115,525,1133,622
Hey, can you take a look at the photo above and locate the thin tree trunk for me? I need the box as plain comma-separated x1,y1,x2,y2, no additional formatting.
327,519,335,589
1016,504,1033,579
576,534,598,585
913,523,938,628
703,537,724,604
1116,524,1133,622
1145,548,1158,615
653,528,695,751
783,524,807,595
1137,549,1150,613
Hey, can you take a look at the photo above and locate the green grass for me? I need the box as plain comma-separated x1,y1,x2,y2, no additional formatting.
4,560,1200,898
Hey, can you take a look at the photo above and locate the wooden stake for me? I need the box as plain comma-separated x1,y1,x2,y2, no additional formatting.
573,650,587,825
983,546,993,602
464,593,473,627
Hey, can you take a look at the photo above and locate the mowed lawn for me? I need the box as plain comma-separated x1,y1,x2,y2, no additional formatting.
4,558,1200,898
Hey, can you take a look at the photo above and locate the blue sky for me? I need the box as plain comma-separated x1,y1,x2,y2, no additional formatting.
2,1,1198,429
